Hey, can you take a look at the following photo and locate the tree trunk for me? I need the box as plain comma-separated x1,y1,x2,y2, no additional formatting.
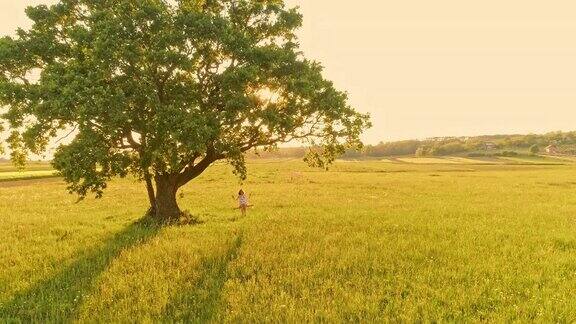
145,173,156,214
153,175,181,222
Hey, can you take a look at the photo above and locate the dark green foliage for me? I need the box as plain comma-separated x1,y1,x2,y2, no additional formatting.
495,151,519,157
0,0,369,217
530,144,540,155
467,152,489,158
365,140,421,157
466,151,520,158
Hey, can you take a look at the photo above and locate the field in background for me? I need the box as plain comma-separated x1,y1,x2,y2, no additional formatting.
0,161,52,172
376,155,567,165
0,162,56,182
1,159,576,321
0,154,566,179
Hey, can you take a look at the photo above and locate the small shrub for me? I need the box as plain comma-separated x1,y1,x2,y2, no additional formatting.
415,147,427,157
467,152,487,157
495,151,519,157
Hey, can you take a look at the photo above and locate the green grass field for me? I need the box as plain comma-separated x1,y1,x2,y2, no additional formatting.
0,162,57,182
2,159,576,322
0,170,57,182
0,161,53,172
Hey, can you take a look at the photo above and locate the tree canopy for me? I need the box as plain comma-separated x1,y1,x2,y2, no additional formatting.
0,0,370,220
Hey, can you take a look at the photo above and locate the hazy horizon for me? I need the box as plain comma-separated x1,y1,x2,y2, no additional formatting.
2,1,576,145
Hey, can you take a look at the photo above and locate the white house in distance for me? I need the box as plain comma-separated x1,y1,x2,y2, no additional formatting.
545,144,559,155
483,142,498,150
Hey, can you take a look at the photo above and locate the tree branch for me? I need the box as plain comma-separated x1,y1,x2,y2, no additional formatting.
124,128,141,148
176,144,223,187
54,125,78,144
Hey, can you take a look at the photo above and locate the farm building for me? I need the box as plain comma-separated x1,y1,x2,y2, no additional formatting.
483,142,498,150
545,144,559,154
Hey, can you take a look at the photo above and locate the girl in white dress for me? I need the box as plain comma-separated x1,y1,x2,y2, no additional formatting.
237,189,249,216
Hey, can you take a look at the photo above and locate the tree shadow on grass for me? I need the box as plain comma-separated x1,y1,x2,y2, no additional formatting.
161,233,243,322
0,219,160,323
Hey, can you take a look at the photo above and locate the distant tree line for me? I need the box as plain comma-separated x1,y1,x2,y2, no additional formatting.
350,131,576,158
247,131,576,159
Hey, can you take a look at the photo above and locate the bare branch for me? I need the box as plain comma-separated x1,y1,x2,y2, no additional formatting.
54,125,78,145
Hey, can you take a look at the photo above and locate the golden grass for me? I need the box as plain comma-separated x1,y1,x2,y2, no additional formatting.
444,157,500,164
1,161,576,321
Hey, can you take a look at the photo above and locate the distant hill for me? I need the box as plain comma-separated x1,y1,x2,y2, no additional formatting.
247,131,576,159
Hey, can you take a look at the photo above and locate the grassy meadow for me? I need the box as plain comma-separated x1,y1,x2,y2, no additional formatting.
1,157,576,322
0,162,57,182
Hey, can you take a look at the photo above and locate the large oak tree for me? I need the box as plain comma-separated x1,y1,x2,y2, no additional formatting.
0,0,370,222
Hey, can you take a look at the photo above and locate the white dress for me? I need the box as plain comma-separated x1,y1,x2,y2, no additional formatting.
238,194,248,206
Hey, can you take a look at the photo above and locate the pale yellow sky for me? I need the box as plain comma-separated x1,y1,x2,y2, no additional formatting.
2,1,576,143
